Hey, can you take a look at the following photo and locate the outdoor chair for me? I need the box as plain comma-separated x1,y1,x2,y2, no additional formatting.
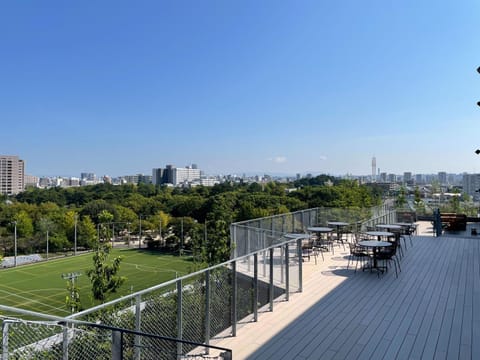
301,239,315,262
347,242,370,272
401,225,415,247
376,242,401,278
318,233,336,255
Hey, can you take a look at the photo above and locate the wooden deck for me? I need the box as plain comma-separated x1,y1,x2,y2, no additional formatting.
212,230,480,359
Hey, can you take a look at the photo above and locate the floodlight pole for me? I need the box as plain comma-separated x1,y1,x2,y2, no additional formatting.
62,272,82,314
74,214,78,256
13,221,17,267
180,217,184,256
139,215,142,249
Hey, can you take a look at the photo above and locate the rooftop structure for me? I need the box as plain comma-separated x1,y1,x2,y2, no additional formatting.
213,222,478,359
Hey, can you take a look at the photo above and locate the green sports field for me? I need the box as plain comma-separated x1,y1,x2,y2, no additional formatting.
0,249,194,316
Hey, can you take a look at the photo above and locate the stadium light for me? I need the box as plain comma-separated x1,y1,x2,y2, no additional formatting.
12,221,17,267
74,214,78,256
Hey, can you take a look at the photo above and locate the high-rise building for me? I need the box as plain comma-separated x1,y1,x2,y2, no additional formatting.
0,155,25,195
371,157,376,182
463,174,480,200
152,164,201,186
438,172,447,185
403,172,413,184
80,172,96,181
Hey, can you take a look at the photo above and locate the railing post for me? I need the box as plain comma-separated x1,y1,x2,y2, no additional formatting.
269,248,274,312
111,330,123,360
62,325,69,360
177,279,183,357
285,243,290,301
134,294,142,360
280,246,285,284
2,321,9,360
205,270,211,351
232,261,237,337
254,253,258,321
297,238,303,292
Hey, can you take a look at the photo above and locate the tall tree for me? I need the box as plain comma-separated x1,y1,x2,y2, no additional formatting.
86,243,126,302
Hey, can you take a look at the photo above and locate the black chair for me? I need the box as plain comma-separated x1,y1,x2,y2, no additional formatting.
301,239,314,262
376,242,401,278
347,243,370,272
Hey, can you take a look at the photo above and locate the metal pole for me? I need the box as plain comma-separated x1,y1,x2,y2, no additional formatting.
139,216,142,249
298,238,303,292
13,222,17,267
134,294,142,360
254,253,258,321
74,214,77,256
232,261,237,337
204,270,211,352
127,223,131,247
285,243,290,301
46,230,49,260
180,217,184,256
269,248,274,312
177,279,183,357
2,320,10,360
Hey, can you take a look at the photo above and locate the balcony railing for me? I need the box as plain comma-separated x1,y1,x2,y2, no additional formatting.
1,205,396,359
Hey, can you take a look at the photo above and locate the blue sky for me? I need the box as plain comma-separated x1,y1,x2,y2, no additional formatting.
1,1,479,177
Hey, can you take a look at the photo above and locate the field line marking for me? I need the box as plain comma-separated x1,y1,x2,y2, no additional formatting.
0,289,70,314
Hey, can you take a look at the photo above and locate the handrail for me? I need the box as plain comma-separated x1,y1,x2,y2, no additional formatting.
67,235,298,320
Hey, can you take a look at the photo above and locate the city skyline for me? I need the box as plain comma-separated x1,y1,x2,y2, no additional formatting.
1,1,479,177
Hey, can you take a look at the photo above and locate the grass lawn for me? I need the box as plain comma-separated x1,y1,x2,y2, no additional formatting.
0,248,195,317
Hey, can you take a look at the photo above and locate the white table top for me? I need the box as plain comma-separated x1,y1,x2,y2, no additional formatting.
307,227,333,233
376,224,402,230
365,231,394,237
358,240,392,248
284,233,310,239
327,221,350,227
394,222,416,227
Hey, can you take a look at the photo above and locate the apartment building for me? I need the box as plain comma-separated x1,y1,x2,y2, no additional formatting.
0,155,25,195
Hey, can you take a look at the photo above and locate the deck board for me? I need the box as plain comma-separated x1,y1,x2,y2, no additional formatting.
211,230,479,359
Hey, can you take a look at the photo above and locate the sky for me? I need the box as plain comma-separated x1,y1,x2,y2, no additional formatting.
1,1,479,178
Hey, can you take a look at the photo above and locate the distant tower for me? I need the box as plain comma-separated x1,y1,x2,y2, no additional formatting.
371,156,376,182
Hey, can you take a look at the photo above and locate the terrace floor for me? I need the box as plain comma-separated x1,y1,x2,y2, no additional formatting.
212,222,480,359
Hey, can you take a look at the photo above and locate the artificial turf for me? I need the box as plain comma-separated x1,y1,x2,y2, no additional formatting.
0,248,194,316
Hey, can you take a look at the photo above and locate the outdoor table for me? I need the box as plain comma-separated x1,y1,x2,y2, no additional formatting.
376,224,402,232
307,227,333,251
376,224,402,241
327,221,350,242
357,240,392,272
365,231,394,241
394,222,418,235
284,233,311,239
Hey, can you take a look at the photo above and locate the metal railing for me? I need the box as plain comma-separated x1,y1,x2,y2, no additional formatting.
0,309,232,360
1,236,303,359
1,205,397,359
230,204,395,257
